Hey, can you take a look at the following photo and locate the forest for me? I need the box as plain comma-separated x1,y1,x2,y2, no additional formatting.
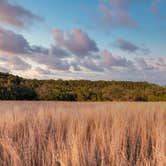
0,72,166,101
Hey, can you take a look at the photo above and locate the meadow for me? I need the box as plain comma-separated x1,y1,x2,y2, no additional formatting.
0,102,165,166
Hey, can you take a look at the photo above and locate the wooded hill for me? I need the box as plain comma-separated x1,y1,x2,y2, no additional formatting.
0,72,165,101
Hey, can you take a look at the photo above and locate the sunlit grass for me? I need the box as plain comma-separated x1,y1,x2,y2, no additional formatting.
0,102,165,166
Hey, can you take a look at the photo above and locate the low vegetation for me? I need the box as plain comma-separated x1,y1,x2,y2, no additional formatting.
0,72,166,101
0,102,165,166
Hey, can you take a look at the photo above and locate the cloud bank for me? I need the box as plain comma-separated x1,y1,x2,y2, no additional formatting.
0,24,165,84
53,28,99,56
0,0,165,85
0,0,42,28
98,0,137,29
113,39,150,54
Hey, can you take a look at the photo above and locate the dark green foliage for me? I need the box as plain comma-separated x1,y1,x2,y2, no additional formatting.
0,72,165,101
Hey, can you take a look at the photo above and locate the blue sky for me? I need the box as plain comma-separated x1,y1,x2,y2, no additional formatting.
0,0,165,84
15,0,165,54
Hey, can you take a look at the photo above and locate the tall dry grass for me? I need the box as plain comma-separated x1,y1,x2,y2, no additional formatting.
0,102,165,166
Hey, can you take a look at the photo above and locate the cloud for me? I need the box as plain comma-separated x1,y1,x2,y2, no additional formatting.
29,27,101,72
135,57,166,71
155,57,166,69
0,25,138,73
31,54,70,71
113,39,150,54
101,49,134,68
29,45,72,71
49,46,70,58
8,57,31,71
0,0,42,28
133,57,166,84
29,45,70,59
151,0,164,14
0,26,55,57
30,46,49,55
79,57,104,72
0,26,72,71
0,26,31,54
0,55,31,71
0,25,165,85
135,57,155,70
35,67,53,75
0,66,9,73
150,0,166,25
53,28,99,56
98,0,137,29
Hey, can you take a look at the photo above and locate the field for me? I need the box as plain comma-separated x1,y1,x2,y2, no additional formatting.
0,102,165,166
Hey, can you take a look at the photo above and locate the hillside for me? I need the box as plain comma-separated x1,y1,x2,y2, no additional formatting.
0,72,166,101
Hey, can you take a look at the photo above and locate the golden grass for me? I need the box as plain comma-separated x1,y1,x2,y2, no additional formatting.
0,102,165,166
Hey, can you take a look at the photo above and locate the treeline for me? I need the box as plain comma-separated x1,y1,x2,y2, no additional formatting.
0,72,166,101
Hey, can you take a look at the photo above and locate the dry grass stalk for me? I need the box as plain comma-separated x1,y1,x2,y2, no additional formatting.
0,102,165,166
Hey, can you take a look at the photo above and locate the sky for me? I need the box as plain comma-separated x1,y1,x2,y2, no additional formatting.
0,0,166,85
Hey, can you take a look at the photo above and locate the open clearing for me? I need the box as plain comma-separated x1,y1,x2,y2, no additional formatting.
0,102,165,166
